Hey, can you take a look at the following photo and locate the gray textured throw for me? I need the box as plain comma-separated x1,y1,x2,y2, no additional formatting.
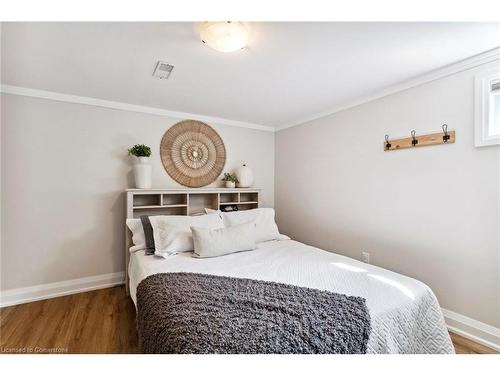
136,272,371,354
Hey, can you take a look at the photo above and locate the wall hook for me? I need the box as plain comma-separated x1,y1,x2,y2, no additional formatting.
442,124,450,143
383,126,455,151
411,130,418,147
385,134,392,150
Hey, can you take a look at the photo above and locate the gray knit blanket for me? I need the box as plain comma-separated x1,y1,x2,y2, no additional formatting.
136,272,371,354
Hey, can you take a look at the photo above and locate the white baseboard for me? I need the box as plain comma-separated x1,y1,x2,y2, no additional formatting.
442,308,500,352
0,272,125,308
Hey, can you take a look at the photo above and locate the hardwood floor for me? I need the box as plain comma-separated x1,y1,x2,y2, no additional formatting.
0,286,497,354
0,286,137,353
449,332,497,354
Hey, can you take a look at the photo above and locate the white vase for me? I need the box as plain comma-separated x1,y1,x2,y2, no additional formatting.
133,157,152,189
235,164,253,188
225,181,236,188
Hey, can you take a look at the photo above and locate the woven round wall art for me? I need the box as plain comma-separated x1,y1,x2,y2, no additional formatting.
160,120,226,187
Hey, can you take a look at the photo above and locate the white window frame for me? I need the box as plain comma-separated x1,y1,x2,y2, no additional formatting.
474,67,500,147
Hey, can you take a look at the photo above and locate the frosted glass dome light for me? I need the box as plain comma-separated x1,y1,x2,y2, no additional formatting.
197,22,250,52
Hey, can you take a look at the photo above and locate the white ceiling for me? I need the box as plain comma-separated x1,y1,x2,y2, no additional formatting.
2,22,500,128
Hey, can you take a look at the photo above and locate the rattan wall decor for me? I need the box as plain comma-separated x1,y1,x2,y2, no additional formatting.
160,120,226,187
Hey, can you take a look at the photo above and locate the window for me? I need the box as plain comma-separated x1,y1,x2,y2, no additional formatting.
475,68,500,147
489,79,500,137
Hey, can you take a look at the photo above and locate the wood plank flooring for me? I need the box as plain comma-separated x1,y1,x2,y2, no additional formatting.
0,286,497,354
449,332,497,354
0,286,137,353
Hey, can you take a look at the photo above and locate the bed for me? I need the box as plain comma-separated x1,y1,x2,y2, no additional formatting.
128,237,454,354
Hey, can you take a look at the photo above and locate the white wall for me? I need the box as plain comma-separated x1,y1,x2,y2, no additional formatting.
275,62,500,328
0,94,275,290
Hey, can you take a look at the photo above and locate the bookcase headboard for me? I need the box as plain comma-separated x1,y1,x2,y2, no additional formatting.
124,188,260,294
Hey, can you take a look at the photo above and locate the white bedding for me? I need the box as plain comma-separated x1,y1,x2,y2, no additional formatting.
129,239,454,354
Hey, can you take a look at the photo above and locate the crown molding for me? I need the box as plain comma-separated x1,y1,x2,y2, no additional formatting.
0,84,276,133
277,47,500,131
3,47,499,133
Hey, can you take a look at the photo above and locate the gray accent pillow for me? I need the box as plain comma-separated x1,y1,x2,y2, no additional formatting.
140,216,156,255
191,221,257,258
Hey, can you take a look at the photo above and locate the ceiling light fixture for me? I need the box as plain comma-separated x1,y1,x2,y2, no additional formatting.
196,22,250,52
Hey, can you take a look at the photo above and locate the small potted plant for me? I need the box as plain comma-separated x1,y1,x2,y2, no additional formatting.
128,144,152,189
222,172,239,188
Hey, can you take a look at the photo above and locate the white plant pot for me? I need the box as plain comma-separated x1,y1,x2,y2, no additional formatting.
133,157,152,189
225,181,236,188
235,164,253,188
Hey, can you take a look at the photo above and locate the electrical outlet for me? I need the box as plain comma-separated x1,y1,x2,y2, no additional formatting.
361,251,370,264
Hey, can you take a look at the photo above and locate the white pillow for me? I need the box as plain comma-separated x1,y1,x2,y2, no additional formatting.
126,218,146,253
191,221,257,258
221,208,282,243
150,213,224,258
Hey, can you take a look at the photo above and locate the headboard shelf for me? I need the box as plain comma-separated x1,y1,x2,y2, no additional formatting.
133,204,188,209
220,201,258,205
126,188,260,219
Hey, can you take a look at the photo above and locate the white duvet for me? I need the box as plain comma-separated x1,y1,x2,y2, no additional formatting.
129,239,454,354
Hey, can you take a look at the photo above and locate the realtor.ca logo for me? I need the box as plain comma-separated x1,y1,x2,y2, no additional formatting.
1,346,68,353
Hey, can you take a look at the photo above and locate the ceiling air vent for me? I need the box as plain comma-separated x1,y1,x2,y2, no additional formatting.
153,61,174,79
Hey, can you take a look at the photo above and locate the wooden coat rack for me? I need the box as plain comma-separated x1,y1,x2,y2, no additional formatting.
384,124,455,151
